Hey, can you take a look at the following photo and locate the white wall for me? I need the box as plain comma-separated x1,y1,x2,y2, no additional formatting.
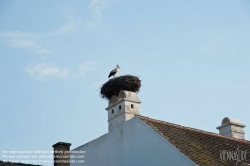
71,117,196,166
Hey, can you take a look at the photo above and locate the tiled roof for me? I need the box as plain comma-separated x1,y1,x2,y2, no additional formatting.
137,115,250,166
0,161,41,166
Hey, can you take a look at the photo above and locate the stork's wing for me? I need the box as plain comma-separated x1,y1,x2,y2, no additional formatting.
108,69,117,78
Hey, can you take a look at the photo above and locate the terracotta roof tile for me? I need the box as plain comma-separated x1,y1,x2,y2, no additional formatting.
137,115,250,166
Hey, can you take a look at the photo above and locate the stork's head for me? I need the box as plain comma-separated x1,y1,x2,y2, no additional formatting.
116,65,120,69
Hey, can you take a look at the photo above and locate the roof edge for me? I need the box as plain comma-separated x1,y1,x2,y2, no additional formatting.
136,115,250,144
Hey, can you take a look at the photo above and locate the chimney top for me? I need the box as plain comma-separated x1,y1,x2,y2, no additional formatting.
52,142,71,148
107,90,140,108
217,117,246,139
106,90,141,131
52,142,71,166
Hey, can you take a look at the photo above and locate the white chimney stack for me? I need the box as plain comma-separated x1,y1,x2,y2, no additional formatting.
216,117,246,139
106,90,141,132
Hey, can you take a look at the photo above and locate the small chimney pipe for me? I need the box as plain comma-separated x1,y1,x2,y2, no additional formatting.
217,117,246,139
52,142,71,166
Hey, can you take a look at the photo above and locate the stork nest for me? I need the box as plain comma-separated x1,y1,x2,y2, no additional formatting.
100,75,141,100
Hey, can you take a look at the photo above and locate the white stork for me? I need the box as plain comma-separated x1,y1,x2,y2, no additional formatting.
108,65,120,78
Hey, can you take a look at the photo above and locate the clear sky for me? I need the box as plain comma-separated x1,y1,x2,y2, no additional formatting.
1,0,250,165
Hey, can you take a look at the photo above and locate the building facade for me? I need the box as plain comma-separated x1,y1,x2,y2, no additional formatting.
66,90,250,166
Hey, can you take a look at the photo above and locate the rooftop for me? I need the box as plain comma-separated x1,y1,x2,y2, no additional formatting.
137,115,250,166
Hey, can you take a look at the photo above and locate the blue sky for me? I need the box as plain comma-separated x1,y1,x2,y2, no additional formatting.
1,0,250,165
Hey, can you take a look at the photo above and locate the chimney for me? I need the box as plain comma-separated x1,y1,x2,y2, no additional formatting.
216,117,246,139
52,142,71,166
106,90,141,132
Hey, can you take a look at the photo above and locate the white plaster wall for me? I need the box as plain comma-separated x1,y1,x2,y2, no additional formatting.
71,117,196,166
71,129,123,166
